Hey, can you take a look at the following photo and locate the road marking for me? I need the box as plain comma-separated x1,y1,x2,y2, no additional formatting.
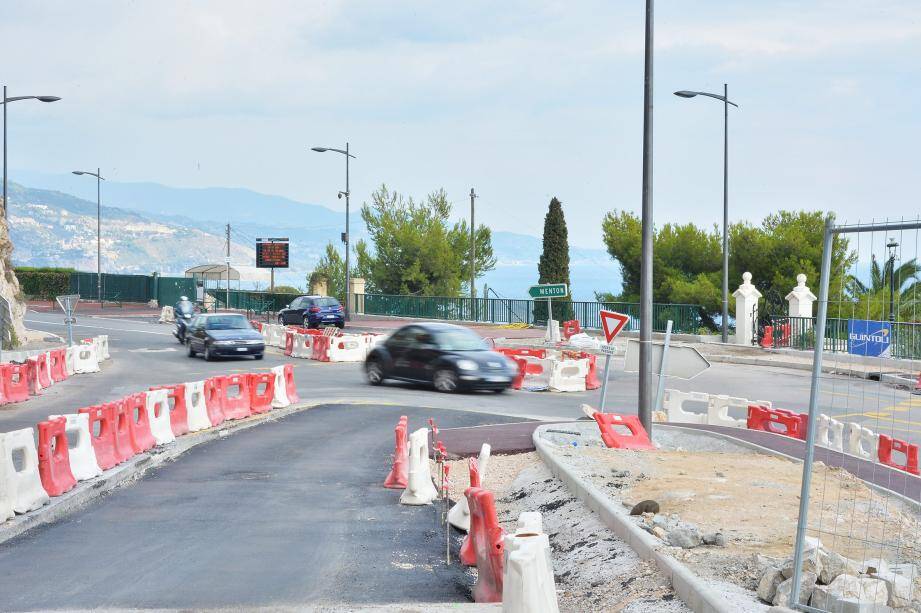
24,319,171,336
128,348,178,353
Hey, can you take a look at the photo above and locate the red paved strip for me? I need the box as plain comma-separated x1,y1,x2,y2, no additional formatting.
664,423,921,503
437,420,565,458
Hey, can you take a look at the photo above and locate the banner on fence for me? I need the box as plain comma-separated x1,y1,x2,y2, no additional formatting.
847,319,892,357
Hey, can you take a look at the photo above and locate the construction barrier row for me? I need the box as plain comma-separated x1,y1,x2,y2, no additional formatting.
0,363,300,524
258,323,385,363
660,389,773,428
380,416,560,611
495,347,600,393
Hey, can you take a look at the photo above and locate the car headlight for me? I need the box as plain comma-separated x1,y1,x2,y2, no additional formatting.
456,359,479,371
504,357,520,371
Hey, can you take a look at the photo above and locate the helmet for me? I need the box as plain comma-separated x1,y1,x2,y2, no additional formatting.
180,296,188,301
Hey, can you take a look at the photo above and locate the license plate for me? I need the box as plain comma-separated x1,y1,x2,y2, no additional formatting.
325,315,335,319
236,347,248,352
487,376,510,382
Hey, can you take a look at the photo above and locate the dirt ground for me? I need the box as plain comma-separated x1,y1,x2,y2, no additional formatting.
578,445,921,596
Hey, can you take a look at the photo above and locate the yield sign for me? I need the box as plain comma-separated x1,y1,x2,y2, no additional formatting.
599,310,630,344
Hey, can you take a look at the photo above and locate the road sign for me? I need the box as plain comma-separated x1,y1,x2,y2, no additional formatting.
528,283,568,299
623,340,710,380
599,343,618,356
600,310,630,344
56,294,80,346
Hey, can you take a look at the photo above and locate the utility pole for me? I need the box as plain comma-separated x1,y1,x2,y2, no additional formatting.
97,167,102,305
225,223,231,311
638,0,655,433
470,188,477,318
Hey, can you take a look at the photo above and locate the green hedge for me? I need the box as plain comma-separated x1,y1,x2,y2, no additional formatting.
14,267,74,300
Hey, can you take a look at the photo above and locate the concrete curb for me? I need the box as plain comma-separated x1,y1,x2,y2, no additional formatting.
0,399,320,546
531,423,734,613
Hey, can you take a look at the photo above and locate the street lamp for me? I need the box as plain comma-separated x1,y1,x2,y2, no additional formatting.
311,143,356,321
72,169,105,304
2,87,61,219
674,85,739,343
887,237,899,322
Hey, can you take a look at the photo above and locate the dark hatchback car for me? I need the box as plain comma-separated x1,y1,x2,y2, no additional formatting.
276,295,345,328
364,322,518,393
186,313,265,361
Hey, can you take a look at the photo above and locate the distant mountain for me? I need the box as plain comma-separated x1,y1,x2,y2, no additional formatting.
6,175,622,299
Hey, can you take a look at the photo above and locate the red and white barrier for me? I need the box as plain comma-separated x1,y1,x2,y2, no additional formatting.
68,343,100,374
146,389,176,445
328,335,365,362
184,380,212,431
548,358,588,392
2,428,50,514
466,487,507,603
48,413,102,482
290,333,313,358
383,416,409,489
817,414,845,453
448,443,490,531
37,417,77,497
400,428,438,505
592,412,655,450
502,512,560,613
270,366,290,408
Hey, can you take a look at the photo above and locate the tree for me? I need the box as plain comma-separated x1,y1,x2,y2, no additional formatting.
601,209,856,329
534,197,572,321
359,185,495,295
307,241,371,301
271,285,300,294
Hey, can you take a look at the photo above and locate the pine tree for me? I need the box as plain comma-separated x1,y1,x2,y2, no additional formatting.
535,197,572,322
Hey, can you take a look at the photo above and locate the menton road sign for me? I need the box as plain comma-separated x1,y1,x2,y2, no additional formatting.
528,283,568,299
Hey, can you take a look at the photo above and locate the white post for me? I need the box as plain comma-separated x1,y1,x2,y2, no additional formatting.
732,272,762,346
785,274,816,319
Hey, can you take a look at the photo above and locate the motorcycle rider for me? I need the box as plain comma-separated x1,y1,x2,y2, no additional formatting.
173,296,196,342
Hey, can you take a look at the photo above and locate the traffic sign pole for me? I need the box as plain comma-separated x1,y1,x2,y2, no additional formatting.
599,352,612,413
653,320,673,417
597,309,630,414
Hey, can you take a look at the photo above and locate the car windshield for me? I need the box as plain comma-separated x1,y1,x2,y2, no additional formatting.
205,315,250,330
435,329,488,351
316,297,340,308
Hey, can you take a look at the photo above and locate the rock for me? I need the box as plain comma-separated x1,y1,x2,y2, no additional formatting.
773,571,817,607
766,607,797,613
629,500,660,515
861,558,889,576
781,547,822,579
610,469,630,478
872,570,912,608
666,524,701,549
810,575,889,611
652,526,667,539
758,567,786,603
652,514,671,530
817,549,859,585
702,532,726,546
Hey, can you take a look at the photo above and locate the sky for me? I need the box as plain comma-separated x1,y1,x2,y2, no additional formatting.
2,1,920,250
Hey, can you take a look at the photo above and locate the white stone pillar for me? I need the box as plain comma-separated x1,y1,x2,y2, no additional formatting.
785,274,816,319
732,272,762,346
348,277,366,315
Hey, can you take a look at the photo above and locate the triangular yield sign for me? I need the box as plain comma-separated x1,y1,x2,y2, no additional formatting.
600,310,630,344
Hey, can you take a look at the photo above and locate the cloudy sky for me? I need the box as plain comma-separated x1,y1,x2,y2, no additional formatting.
2,1,919,248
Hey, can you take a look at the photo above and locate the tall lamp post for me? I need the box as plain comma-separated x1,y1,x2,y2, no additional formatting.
311,143,356,321
72,169,105,303
2,87,61,219
674,85,738,343
887,237,899,322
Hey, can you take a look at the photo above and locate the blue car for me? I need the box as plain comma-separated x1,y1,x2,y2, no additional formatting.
277,295,345,328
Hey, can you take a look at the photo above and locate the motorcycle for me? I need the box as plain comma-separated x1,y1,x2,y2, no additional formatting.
173,305,196,344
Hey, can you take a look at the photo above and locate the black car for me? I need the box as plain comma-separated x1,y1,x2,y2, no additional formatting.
186,313,265,361
364,322,518,393
277,295,345,328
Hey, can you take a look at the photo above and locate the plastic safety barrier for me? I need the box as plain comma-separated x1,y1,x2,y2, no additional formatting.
3,363,29,403
284,329,295,356
707,394,768,428
3,428,51,513
495,347,547,360
661,389,709,424
561,319,581,341
582,353,600,390
150,384,190,436
64,345,76,376
97,335,111,360
548,359,588,392
48,348,68,383
250,320,263,332
845,422,879,461
145,389,176,445
328,335,365,362
511,358,527,390
221,374,252,420
544,319,561,344
26,357,46,396
311,335,332,362
78,405,119,470
448,443,491,532
747,405,807,439
184,380,212,431
48,413,102,481
383,416,409,489
269,366,290,408
460,457,483,567
0,433,13,521
70,343,101,374
400,427,438,505
109,401,137,463
282,363,299,404
502,511,560,613
878,435,920,475
158,306,175,323
520,357,552,390
204,377,226,427
124,393,156,454
248,373,275,414
35,352,52,389
466,487,506,603
816,414,845,453
593,413,655,450
289,333,312,358
37,417,78,496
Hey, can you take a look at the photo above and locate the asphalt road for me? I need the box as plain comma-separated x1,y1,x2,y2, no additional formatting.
0,404,523,611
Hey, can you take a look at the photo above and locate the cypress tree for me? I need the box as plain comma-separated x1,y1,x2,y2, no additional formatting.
535,197,572,322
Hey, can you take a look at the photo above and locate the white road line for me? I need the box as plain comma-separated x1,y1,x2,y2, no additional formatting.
24,319,171,336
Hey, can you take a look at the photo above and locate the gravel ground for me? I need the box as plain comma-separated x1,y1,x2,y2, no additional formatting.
444,452,691,612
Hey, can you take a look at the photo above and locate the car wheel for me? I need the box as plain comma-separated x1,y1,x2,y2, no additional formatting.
254,353,264,361
336,322,345,329
187,340,196,357
492,387,507,394
204,344,214,361
277,315,285,325
366,360,385,385
434,369,459,393
303,316,313,329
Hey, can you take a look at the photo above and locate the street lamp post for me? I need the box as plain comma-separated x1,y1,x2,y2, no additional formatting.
311,143,356,321
2,87,61,219
72,169,105,304
674,85,738,343
887,238,899,322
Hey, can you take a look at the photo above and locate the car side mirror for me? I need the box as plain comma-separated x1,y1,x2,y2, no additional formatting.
285,304,290,309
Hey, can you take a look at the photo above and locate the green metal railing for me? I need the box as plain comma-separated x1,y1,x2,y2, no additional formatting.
69,272,196,306
360,293,703,333
771,316,921,359
206,289,297,314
